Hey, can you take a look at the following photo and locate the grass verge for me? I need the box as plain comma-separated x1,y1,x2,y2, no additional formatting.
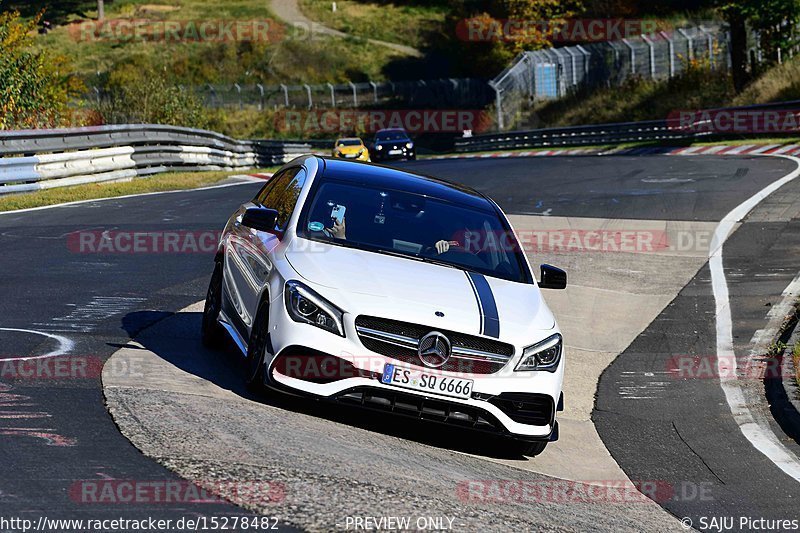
298,0,447,50
794,341,800,388
0,168,275,212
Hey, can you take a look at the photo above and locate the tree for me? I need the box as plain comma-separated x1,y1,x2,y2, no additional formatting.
97,0,104,20
717,0,800,92
0,11,79,129
443,0,584,76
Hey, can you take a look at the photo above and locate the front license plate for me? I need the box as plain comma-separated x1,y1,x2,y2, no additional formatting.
381,364,473,399
388,149,402,155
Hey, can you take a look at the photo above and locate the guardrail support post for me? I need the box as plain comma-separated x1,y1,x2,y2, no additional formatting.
303,84,313,109
257,84,265,110
349,81,357,107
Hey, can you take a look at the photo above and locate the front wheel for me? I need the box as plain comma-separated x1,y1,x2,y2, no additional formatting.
201,261,225,348
244,299,271,392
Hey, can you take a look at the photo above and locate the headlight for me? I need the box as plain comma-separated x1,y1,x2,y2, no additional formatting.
514,334,562,372
376,144,383,150
406,142,414,149
284,280,345,337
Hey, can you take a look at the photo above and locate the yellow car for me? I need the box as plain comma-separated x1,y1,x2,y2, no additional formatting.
331,137,370,162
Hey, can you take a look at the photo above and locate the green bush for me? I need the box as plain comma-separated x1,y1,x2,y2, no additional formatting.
92,61,211,128
0,10,80,129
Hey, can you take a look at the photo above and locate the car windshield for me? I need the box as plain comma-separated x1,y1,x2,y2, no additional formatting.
337,139,362,146
299,179,529,283
375,131,408,142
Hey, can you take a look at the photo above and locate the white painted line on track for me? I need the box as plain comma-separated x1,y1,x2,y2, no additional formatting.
0,179,259,216
0,328,74,361
711,154,800,482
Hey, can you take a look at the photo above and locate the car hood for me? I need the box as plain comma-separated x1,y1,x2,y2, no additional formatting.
284,241,555,340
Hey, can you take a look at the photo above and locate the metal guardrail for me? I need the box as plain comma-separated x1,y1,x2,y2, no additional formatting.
455,100,800,152
455,120,686,152
0,124,330,195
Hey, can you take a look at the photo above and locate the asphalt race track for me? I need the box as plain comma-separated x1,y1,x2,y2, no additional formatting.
1,154,799,531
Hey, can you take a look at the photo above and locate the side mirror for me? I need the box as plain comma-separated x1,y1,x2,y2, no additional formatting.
539,264,567,289
242,206,279,234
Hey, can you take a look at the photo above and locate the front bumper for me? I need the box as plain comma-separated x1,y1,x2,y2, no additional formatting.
332,151,369,161
264,304,563,439
372,148,415,161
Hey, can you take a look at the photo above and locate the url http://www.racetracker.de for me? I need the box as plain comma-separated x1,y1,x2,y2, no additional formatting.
0,515,282,532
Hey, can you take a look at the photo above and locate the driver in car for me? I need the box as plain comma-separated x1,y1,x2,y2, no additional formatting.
319,215,455,255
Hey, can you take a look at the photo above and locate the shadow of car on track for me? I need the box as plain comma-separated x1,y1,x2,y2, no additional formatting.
120,309,538,461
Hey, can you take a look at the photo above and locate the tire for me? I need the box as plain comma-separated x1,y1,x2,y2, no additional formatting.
244,299,271,393
509,439,547,457
201,260,225,348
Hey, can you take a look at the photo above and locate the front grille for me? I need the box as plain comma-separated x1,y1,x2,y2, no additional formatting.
487,392,555,426
354,315,514,374
334,387,505,433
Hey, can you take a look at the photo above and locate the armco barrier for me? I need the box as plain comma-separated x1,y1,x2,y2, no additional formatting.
455,100,800,153
454,120,686,152
0,124,329,195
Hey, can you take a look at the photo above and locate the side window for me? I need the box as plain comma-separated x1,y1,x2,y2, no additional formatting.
253,168,295,206
257,167,307,231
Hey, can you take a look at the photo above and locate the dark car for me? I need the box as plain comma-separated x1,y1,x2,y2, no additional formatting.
371,128,416,162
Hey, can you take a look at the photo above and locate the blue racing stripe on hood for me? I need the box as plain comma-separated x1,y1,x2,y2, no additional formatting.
466,272,500,338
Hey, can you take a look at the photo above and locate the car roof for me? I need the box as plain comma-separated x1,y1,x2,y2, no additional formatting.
375,128,409,135
336,137,362,142
316,157,495,211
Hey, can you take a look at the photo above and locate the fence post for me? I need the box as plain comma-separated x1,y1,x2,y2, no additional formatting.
489,80,503,131
280,84,289,107
234,83,242,109
621,38,636,74
677,29,693,61
303,84,313,109
207,84,217,107
699,26,714,67
564,47,578,85
370,81,378,103
576,45,591,80
640,34,656,79
349,81,357,107
660,31,675,78
257,83,265,110
327,83,336,107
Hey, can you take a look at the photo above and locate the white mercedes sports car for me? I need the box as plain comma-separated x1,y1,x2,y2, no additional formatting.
202,155,566,455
